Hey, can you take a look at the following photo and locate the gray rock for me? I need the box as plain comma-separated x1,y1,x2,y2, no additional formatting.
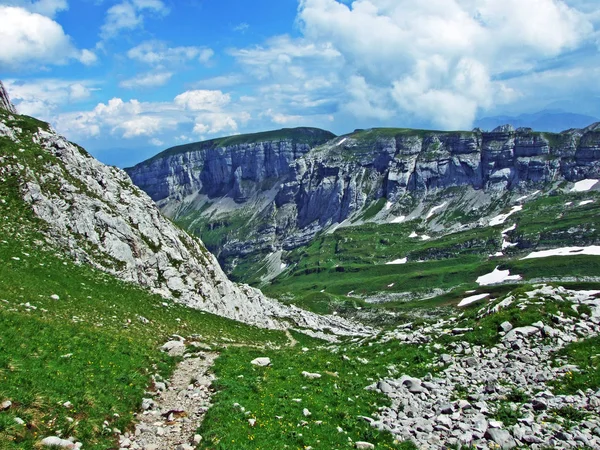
161,340,186,356
355,442,375,449
1,400,11,411
485,428,517,449
251,357,271,367
500,321,513,333
40,437,82,449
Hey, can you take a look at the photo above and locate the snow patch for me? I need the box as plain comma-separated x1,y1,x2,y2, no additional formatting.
426,202,447,220
522,246,600,260
515,191,540,203
409,232,418,238
390,215,406,224
386,258,407,265
458,293,490,307
421,235,431,241
502,224,516,234
571,179,598,192
579,200,594,206
385,201,393,211
337,138,347,146
477,267,522,286
489,205,523,226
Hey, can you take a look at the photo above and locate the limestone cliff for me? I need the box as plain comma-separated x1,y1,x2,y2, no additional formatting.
128,124,600,275
0,81,17,114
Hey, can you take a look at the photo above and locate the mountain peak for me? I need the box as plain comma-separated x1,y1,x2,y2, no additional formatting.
0,80,17,114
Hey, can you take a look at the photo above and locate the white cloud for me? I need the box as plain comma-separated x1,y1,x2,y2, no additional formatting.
54,90,249,143
0,6,95,69
119,71,173,89
1,0,67,17
127,40,214,66
174,90,231,112
100,0,168,39
224,0,598,130
4,78,98,118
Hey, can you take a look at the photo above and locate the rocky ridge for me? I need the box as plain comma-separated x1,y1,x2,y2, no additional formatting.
366,286,600,449
0,82,371,336
0,81,17,114
128,124,600,273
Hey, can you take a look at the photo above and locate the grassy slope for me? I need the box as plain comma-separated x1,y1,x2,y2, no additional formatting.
0,111,286,449
199,332,432,450
259,188,600,315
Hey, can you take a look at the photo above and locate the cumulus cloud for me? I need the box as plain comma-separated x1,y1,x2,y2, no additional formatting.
226,0,597,130
119,71,173,89
174,90,231,112
4,78,98,119
100,0,168,39
0,0,67,17
54,90,247,142
0,6,97,69
127,40,214,66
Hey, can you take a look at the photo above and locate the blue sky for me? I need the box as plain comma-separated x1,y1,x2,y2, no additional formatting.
1,0,600,167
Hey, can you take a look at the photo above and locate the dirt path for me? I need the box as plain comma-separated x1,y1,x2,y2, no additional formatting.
120,352,218,450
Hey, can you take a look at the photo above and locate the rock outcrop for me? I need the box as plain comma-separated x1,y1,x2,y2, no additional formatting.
0,81,17,114
0,100,371,336
127,125,600,272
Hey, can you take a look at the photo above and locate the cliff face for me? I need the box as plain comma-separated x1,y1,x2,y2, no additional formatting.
0,98,369,336
128,124,600,271
0,81,17,114
127,128,336,204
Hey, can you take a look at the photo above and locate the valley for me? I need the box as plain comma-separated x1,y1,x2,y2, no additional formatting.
1,82,600,449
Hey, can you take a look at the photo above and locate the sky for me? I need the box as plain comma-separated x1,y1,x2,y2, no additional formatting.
1,0,600,167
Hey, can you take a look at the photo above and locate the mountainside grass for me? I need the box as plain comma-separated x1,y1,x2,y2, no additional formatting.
0,110,287,449
198,332,436,449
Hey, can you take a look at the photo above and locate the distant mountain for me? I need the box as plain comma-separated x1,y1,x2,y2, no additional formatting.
475,110,599,132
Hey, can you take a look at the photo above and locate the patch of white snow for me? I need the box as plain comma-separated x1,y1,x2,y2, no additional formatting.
458,293,490,307
477,267,522,286
489,206,523,227
386,258,408,265
385,201,393,211
571,179,598,192
421,235,431,241
390,215,406,224
426,202,447,220
521,246,600,260
579,200,594,206
409,232,418,238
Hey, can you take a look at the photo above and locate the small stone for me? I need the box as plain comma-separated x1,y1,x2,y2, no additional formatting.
1,400,12,410
355,442,375,449
141,398,155,411
14,417,25,425
193,434,202,444
248,418,256,427
302,371,321,379
50,294,60,300
500,321,513,333
251,357,271,367
303,408,311,417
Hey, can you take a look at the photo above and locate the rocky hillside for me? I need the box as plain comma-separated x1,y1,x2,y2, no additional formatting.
128,123,600,281
0,81,368,336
